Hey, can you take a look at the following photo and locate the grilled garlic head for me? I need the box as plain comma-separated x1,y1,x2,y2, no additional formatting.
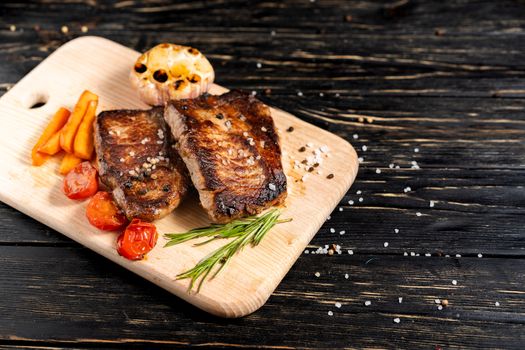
130,43,215,106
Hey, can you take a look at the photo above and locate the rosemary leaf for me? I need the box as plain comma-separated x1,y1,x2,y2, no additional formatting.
163,209,291,292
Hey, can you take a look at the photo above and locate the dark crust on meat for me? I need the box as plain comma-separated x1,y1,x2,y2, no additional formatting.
94,107,189,221
165,90,287,223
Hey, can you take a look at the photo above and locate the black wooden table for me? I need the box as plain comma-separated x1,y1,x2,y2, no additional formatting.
1,1,524,349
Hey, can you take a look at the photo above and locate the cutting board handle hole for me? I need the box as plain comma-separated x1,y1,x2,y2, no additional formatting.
26,92,49,109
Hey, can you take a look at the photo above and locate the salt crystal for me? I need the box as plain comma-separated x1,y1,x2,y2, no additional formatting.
347,250,353,255
478,253,483,258
344,273,349,279
361,145,367,151
358,157,364,163
495,301,500,307
393,318,400,324
353,134,359,139
376,168,381,174
315,272,320,277
335,302,342,308
398,297,403,303
429,200,435,207
452,280,457,285
330,228,335,233
364,300,371,306
384,242,389,248
327,310,333,316
394,228,399,233
416,212,422,216
358,197,363,202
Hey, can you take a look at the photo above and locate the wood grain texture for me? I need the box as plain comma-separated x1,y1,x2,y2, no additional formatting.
0,0,524,348
0,36,358,318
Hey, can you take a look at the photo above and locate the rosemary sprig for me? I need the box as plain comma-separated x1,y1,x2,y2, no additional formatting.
163,209,291,292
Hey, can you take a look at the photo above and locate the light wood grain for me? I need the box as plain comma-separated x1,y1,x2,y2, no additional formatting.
0,36,358,318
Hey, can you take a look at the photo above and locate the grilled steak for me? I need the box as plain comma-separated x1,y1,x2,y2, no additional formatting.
94,107,189,221
164,90,287,223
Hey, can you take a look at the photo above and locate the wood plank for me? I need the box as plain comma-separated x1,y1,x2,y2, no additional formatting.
0,36,358,317
0,246,523,349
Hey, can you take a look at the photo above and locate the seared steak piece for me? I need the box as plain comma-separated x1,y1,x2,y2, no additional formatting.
94,107,189,221
164,90,287,223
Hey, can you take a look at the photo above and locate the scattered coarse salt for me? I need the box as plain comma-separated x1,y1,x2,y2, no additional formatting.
335,302,342,308
416,212,422,217
437,305,443,310
348,200,354,205
358,157,364,163
376,168,381,174
478,253,483,258
306,142,314,148
327,215,331,220
414,147,419,153
398,297,403,303
358,197,363,202
345,273,349,279
434,299,441,304
304,250,309,254
389,163,395,169
270,30,276,36
495,301,500,307
364,300,371,306
315,272,321,277
339,230,346,235
430,200,435,208
268,183,276,191
61,25,69,34
320,145,330,153
81,25,88,33
9,25,16,32
347,250,354,255
452,280,458,285
261,126,267,132
129,151,135,157
353,134,359,140
404,186,412,193
256,62,262,68
425,253,431,257
330,228,335,233
393,318,400,324
410,252,416,256
361,145,368,151
384,242,389,248
394,228,399,233
403,252,408,256
327,310,333,316
319,92,324,97
455,254,461,258
251,90,257,96
119,158,125,163
297,91,303,97
339,207,343,212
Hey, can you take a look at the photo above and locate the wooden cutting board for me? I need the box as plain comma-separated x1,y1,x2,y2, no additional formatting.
0,36,358,318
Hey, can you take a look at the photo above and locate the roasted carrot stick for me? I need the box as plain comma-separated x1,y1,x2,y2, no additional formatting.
59,90,98,153
31,107,71,165
59,152,83,175
38,131,62,155
73,100,98,159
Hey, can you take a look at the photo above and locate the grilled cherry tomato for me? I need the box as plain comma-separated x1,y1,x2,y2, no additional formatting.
117,219,158,261
63,161,98,200
86,191,128,231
